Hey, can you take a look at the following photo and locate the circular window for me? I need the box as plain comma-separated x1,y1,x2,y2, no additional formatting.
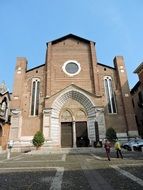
62,60,81,76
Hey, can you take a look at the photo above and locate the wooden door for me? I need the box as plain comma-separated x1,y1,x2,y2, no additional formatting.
61,122,73,147
76,121,89,147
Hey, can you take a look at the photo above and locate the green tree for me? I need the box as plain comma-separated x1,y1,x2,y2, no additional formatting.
106,127,117,142
32,131,45,149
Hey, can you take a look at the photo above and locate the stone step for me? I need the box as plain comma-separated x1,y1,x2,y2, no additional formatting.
27,147,99,155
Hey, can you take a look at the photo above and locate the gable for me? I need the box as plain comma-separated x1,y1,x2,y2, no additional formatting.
47,34,95,46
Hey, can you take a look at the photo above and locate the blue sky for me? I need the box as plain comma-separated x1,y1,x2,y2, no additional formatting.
0,0,143,91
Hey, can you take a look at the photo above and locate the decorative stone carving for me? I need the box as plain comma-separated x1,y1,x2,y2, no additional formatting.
43,108,52,114
11,109,21,116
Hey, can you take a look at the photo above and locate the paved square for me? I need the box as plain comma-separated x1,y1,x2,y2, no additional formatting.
0,148,142,190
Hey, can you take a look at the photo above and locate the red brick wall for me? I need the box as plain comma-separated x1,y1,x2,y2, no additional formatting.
45,38,96,96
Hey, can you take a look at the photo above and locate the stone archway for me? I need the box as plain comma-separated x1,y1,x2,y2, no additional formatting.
50,89,97,146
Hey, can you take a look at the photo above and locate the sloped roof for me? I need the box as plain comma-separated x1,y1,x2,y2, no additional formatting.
47,33,95,46
0,91,11,100
97,62,115,70
26,64,45,73
134,62,143,73
130,81,141,94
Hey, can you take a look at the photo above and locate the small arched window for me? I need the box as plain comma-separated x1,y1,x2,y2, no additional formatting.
104,76,117,113
30,78,40,116
0,98,7,117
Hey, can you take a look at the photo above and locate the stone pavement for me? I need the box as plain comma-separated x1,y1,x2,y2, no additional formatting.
0,148,142,190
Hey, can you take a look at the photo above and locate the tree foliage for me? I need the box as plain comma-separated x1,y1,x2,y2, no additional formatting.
32,131,45,148
106,127,117,142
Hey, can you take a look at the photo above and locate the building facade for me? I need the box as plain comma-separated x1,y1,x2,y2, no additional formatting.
9,34,138,151
131,63,143,138
0,82,11,150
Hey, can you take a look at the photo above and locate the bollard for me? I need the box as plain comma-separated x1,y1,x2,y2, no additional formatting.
7,140,14,159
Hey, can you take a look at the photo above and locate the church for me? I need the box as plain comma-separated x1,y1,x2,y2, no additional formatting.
9,34,138,151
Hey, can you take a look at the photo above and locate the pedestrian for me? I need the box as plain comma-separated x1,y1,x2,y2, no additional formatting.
104,139,111,161
114,139,123,159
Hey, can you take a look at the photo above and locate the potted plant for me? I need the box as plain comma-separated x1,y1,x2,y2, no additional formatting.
32,131,45,150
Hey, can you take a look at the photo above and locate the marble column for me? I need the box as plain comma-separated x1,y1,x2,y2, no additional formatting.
96,108,106,139
43,108,51,140
73,121,77,148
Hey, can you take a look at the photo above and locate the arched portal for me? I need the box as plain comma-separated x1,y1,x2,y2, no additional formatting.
50,90,97,147
60,104,88,147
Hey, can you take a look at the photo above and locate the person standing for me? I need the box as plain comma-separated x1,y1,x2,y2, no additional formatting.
114,139,123,159
104,139,111,161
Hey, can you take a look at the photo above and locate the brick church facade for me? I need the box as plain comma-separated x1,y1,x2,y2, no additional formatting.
9,34,138,151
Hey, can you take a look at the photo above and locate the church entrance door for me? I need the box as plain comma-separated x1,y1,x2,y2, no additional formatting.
76,121,89,147
61,122,73,147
